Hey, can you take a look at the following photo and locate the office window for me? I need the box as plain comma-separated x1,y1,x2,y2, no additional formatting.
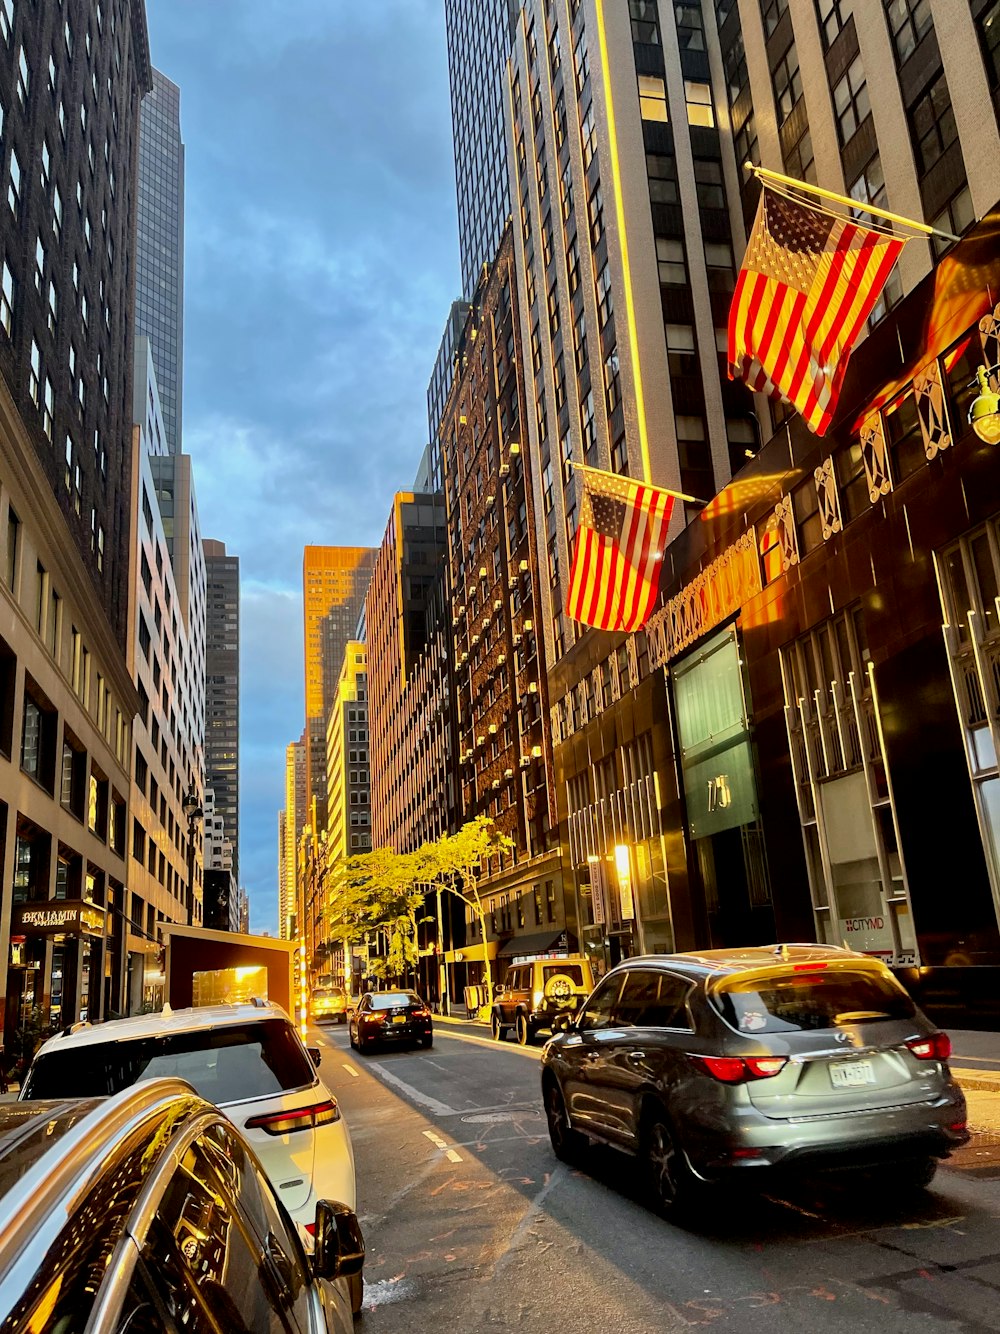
604,347,622,414
7,149,20,216
885,391,924,483
772,43,802,125
685,81,714,127
647,153,678,205
704,242,734,292
792,478,823,556
930,184,975,259
884,0,932,66
0,258,11,336
630,0,660,41
833,56,870,145
580,100,597,170
16,45,28,110
6,508,18,590
693,158,725,209
850,154,888,214
43,378,53,440
580,389,597,456
909,72,958,174
784,124,816,185
0,0,10,44
28,340,39,406
978,1,1000,105
566,234,580,294
656,237,686,285
588,179,604,247
816,0,852,49
638,74,668,122
761,0,789,37
665,323,696,376
595,262,613,327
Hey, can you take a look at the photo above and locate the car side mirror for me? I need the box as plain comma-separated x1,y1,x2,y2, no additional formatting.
312,1200,365,1280
307,1046,322,1067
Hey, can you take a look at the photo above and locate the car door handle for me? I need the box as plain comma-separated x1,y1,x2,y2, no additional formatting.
626,1051,647,1062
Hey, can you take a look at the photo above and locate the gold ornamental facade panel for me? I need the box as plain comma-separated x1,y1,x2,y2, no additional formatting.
646,528,762,668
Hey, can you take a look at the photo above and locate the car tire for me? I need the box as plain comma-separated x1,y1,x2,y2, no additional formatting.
348,1024,357,1050
642,1106,699,1220
491,1011,506,1041
544,1076,586,1164
883,1155,939,1191
515,1013,531,1046
339,1013,347,1025
348,1270,363,1316
420,1034,433,1049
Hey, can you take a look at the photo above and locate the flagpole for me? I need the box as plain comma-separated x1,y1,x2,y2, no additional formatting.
743,162,960,243
565,458,705,505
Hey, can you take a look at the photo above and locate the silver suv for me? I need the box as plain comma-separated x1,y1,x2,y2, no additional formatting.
0,1078,363,1331
542,945,969,1216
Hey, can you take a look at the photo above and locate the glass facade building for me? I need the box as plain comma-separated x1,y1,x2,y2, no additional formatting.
137,69,185,455
204,540,240,888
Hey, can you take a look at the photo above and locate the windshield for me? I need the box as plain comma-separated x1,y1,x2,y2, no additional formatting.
370,993,422,1010
711,968,916,1034
22,1020,316,1104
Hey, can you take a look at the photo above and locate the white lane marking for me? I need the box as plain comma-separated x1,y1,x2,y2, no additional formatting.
341,1063,359,1078
433,1028,544,1060
364,1060,459,1116
422,1127,464,1163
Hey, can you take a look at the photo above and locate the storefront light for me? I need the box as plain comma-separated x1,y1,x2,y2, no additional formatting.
969,365,1000,444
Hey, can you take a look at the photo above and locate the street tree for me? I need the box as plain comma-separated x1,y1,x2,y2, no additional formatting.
325,847,425,986
416,814,514,1006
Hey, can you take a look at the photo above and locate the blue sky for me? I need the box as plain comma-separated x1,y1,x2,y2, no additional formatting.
144,2,460,931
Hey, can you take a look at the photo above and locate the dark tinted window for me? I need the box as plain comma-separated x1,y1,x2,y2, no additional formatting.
578,974,625,1031
139,1138,292,1332
613,971,692,1028
540,964,584,987
370,992,422,1010
23,1020,315,1103
711,968,916,1033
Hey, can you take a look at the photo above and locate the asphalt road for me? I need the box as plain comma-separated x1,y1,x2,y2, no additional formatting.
310,1022,1000,1334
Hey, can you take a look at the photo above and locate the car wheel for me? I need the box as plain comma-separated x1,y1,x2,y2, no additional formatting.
544,1077,586,1164
348,1269,363,1315
883,1155,939,1191
491,1011,506,1041
348,1024,357,1049
339,1013,347,1025
516,1013,531,1046
420,1033,433,1049
642,1108,698,1220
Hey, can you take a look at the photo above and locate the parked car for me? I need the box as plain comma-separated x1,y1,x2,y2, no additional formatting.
20,999,364,1313
541,945,969,1218
312,985,349,1025
349,990,433,1053
492,955,595,1044
0,1077,363,1331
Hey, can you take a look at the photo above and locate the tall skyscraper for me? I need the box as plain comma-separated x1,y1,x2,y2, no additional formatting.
282,733,308,941
302,547,375,822
444,0,519,298
204,539,240,887
0,0,151,1037
136,68,185,455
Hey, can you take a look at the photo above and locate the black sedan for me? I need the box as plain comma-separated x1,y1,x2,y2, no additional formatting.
349,990,433,1053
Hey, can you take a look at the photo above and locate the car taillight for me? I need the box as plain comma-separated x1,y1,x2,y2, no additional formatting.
245,1098,341,1136
696,1055,787,1083
411,1008,430,1019
906,1033,952,1062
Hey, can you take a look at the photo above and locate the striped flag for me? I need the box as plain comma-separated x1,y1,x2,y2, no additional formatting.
565,467,674,632
728,187,906,435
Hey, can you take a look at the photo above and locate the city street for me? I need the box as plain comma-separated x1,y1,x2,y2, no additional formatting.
310,1022,1000,1334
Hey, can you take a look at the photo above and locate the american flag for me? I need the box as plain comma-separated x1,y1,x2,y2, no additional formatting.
728,188,906,436
565,467,674,632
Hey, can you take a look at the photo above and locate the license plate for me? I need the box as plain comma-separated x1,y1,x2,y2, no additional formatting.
830,1059,876,1088
392,1015,406,1025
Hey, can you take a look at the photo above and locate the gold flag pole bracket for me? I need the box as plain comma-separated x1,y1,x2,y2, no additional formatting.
743,162,960,243
565,458,706,506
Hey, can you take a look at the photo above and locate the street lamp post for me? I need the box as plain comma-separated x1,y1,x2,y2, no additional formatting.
182,783,203,927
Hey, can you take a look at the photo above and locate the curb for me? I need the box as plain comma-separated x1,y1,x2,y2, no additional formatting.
953,1067,1000,1094
434,1013,489,1030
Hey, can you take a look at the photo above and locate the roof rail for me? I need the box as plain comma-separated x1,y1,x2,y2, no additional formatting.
61,1021,92,1038
249,996,269,1008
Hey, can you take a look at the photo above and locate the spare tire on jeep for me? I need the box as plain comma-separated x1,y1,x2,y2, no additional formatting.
543,972,577,1007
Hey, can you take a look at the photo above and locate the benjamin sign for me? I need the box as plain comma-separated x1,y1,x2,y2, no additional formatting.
13,899,107,937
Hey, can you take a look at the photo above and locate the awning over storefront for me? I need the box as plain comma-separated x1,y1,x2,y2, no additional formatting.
497,931,565,959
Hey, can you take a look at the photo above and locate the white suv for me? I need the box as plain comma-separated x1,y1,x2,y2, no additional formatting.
20,1001,363,1312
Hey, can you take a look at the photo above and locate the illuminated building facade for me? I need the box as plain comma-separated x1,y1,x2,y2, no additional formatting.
323,641,369,988
302,547,375,825
438,225,566,988
281,732,306,941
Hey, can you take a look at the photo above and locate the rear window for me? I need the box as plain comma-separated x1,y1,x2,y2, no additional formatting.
312,988,344,999
711,968,916,1034
541,965,585,986
22,1019,315,1104
370,992,421,1010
